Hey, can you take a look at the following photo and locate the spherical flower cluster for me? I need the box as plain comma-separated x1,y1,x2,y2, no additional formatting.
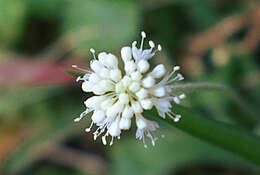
73,31,185,147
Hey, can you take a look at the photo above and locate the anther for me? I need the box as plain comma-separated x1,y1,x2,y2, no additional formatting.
149,40,155,48
141,31,146,38
90,48,96,59
158,44,162,51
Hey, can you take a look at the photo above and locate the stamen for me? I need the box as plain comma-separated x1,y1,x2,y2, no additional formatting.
168,111,181,122
149,40,155,48
176,73,184,80
140,31,146,50
102,132,108,145
157,44,162,51
173,96,180,104
173,66,180,72
90,48,96,60
72,64,92,73
179,93,186,100
143,136,147,148
74,108,92,122
110,136,114,146
168,73,184,84
85,121,94,132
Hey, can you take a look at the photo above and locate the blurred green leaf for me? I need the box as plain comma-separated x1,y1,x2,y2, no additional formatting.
1,105,83,175
0,0,27,49
0,86,64,118
56,0,138,55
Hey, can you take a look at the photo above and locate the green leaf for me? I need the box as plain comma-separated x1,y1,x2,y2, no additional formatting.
65,70,84,78
111,128,258,175
145,105,260,166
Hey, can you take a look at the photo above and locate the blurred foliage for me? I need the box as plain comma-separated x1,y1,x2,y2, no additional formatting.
1,0,260,175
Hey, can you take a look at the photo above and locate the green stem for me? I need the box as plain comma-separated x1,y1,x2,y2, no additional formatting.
171,82,259,128
146,105,260,165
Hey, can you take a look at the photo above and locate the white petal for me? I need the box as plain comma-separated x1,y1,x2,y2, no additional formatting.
136,88,148,100
136,117,147,130
84,96,105,108
137,59,150,73
122,106,133,119
88,73,100,83
115,81,125,93
82,81,93,92
110,69,122,82
152,86,166,97
140,99,153,110
128,81,140,92
124,61,136,74
130,71,142,81
119,117,131,130
118,93,129,105
98,52,107,65
106,102,124,118
142,76,155,88
106,53,118,68
100,98,115,110
121,46,132,62
131,101,143,114
151,64,166,79
121,75,132,88
91,110,106,123
108,117,121,137
90,60,103,73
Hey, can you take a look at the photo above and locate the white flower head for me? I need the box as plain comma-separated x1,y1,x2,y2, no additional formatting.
73,31,185,147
